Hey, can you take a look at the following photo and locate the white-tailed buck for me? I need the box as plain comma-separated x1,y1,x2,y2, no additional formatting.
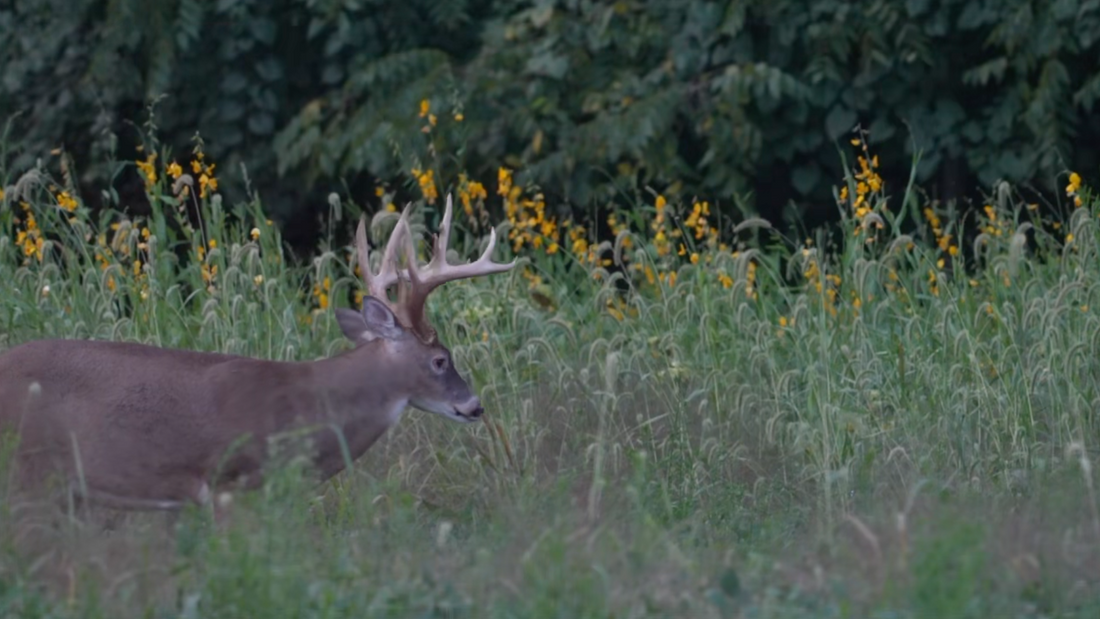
0,195,514,513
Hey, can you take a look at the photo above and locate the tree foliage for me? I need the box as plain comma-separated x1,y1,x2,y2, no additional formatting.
3,0,1099,239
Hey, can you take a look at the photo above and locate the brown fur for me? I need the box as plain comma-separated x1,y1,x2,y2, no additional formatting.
0,201,514,514
0,319,477,511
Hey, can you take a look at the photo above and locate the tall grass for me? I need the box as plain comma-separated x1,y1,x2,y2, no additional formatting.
1,128,1099,618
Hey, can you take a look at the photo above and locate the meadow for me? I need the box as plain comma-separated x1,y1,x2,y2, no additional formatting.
1,126,1099,618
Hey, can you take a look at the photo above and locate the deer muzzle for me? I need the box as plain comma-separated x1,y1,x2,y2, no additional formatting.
455,396,484,421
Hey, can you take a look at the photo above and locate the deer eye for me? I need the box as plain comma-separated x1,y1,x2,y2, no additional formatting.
431,355,448,373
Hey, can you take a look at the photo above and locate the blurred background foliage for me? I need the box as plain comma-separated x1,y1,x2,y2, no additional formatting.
2,0,1099,252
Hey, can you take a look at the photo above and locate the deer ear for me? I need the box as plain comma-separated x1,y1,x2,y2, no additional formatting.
336,296,404,343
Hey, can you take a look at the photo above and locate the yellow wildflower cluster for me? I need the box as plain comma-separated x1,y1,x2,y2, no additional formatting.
684,199,714,241
500,167,560,255
134,143,216,202
650,194,677,257
191,151,219,199
837,133,885,240
418,99,437,132
412,167,438,204
979,204,1009,239
922,205,959,277
565,221,599,267
136,153,158,189
919,206,959,297
568,222,589,257
56,190,78,213
1066,171,1084,208
657,195,736,292
14,202,45,263
457,173,488,225
195,240,219,293
744,258,758,300
93,220,153,299
606,212,632,250
312,276,332,311
802,246,841,316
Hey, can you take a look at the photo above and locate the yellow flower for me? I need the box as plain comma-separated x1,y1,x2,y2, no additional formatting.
411,167,438,204
199,172,218,199
251,227,261,240
167,161,183,179
208,239,218,249
690,252,699,265
778,316,788,327
419,99,430,118
1067,172,1082,195
498,167,513,196
136,153,158,188
454,112,464,122
56,191,78,212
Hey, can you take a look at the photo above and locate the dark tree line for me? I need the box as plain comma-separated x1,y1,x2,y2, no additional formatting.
3,0,1099,252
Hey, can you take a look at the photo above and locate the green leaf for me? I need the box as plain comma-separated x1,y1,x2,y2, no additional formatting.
825,105,857,140
791,164,821,196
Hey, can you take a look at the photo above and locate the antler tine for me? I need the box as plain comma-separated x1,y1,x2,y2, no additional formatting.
354,217,376,294
395,194,516,342
409,194,517,288
355,210,409,305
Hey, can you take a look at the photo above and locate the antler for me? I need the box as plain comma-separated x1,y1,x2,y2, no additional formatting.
355,208,408,315
399,194,516,342
355,194,517,343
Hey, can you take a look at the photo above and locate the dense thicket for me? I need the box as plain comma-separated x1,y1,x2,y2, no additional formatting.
2,0,1099,249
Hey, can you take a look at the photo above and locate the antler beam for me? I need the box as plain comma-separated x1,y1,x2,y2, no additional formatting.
356,194,517,342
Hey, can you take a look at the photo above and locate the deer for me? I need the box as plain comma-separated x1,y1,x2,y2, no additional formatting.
0,194,515,516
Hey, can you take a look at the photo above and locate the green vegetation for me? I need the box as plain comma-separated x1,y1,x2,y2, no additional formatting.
1,118,1099,617
4,0,1100,232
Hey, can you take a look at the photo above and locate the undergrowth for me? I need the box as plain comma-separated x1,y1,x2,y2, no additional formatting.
1,121,1099,618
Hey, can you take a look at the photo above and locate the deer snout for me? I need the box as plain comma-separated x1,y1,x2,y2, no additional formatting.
455,396,483,421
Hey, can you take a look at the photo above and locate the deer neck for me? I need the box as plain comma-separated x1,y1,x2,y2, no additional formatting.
307,342,411,425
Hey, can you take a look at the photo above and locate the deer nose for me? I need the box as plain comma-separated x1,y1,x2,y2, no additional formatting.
456,396,483,420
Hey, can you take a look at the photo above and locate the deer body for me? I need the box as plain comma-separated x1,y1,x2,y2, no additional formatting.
0,196,514,512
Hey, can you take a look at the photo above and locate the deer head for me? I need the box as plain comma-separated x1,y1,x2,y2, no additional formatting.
334,194,515,423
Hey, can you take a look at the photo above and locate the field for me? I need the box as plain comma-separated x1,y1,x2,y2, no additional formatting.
2,130,1100,618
